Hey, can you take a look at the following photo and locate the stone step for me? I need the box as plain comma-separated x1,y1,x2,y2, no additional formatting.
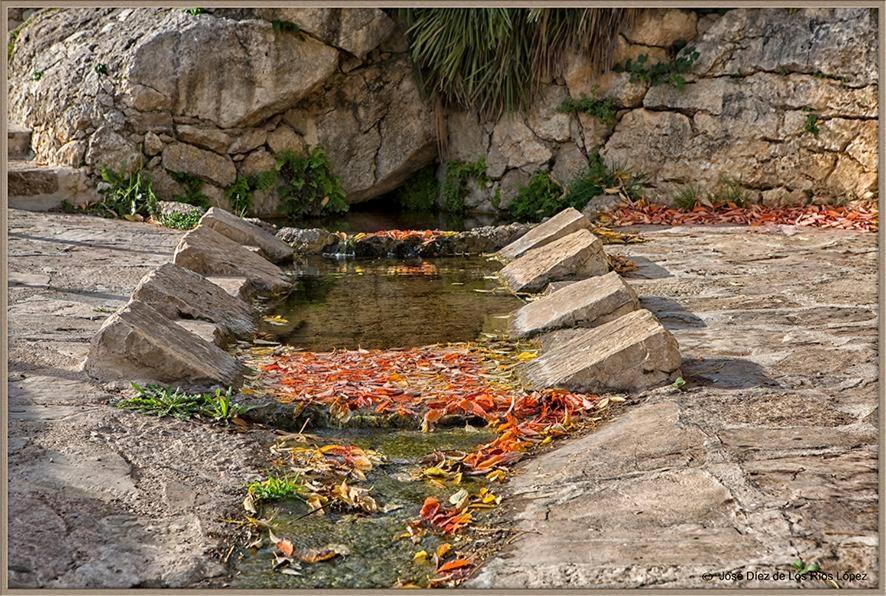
510,271,640,338
201,206,294,263
499,228,609,293
83,299,247,387
8,124,32,160
173,224,291,294
8,160,97,211
524,309,681,393
498,207,591,261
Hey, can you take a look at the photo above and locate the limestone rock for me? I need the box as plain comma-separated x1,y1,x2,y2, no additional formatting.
624,9,698,47
510,272,639,338
129,263,255,340
266,125,305,156
206,276,253,301
143,131,164,156
257,8,394,59
200,207,294,263
498,207,592,261
525,85,573,143
446,111,488,162
175,125,230,154
276,227,339,254
499,228,608,293
487,115,553,177
525,309,681,392
162,143,236,187
83,299,246,386
173,225,290,293
582,195,625,220
550,144,588,185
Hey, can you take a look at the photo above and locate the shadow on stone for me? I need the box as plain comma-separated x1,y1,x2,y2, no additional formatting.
623,256,673,279
683,357,779,389
640,296,707,329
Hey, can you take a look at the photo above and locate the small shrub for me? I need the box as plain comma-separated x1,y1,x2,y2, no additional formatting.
395,165,439,211
613,48,700,89
672,184,703,210
159,209,203,230
803,113,820,136
225,171,278,217
557,93,617,125
562,153,646,211
93,166,158,218
440,158,488,214
508,172,564,222
247,475,306,502
275,147,348,219
94,63,108,76
168,171,210,208
118,383,251,422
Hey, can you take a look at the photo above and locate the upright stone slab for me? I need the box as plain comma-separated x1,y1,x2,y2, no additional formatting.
130,263,255,340
499,229,608,293
511,271,640,338
525,309,681,393
83,299,247,386
498,207,591,261
173,225,290,293
201,207,294,263
206,276,253,301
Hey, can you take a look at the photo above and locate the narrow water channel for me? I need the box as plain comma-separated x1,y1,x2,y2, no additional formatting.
231,256,522,588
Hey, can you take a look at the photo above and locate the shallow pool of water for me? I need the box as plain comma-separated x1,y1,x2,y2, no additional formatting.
269,209,506,233
259,257,523,351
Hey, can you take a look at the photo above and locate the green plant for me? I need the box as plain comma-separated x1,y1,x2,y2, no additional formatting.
168,171,210,208
159,209,203,230
183,7,205,15
709,175,749,207
672,184,703,210
225,171,278,216
118,383,251,422
672,376,687,391
31,70,43,81
247,475,306,502
563,152,645,210
508,172,564,222
94,63,108,75
7,28,18,60
791,559,821,577
271,19,300,34
557,92,617,125
92,166,158,218
440,158,488,213
395,165,440,211
275,147,348,219
397,8,639,117
613,48,700,88
803,113,820,136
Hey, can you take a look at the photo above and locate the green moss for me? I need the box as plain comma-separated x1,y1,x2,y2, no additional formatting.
440,158,488,214
275,147,348,219
394,165,439,211
557,92,617,125
612,47,700,89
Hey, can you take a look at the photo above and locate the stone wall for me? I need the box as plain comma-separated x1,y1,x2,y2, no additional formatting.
7,8,878,216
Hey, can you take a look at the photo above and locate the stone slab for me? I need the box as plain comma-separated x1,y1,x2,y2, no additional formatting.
526,309,681,392
499,228,608,293
498,207,591,261
83,299,247,386
206,276,253,301
130,263,255,340
174,319,224,346
200,207,293,263
511,271,639,338
173,225,290,294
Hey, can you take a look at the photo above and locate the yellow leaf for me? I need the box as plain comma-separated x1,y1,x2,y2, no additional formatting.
414,550,429,563
422,467,448,478
435,543,452,558
540,435,553,445
515,351,538,362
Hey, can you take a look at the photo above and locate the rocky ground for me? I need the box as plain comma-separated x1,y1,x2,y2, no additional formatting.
7,210,878,588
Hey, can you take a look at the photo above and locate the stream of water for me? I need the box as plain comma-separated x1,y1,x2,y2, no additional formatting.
230,256,522,588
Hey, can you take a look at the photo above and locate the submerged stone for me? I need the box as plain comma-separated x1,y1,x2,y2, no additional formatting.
83,299,247,386
510,271,639,338
201,207,294,263
525,309,681,392
499,228,608,293
130,263,255,341
497,207,591,261
173,225,291,293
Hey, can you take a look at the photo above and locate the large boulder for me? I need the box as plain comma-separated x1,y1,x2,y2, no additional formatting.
499,229,609,293
498,208,591,261
200,207,293,263
83,299,247,386
173,225,291,293
255,8,395,59
129,263,255,340
525,309,681,393
510,272,639,339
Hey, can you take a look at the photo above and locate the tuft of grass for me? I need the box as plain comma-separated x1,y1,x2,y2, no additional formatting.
440,158,488,214
275,147,348,220
673,177,749,211
672,184,703,210
612,47,700,89
117,383,251,423
803,113,820,136
247,474,306,502
557,92,617,125
159,209,203,230
183,7,206,16
91,166,158,218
